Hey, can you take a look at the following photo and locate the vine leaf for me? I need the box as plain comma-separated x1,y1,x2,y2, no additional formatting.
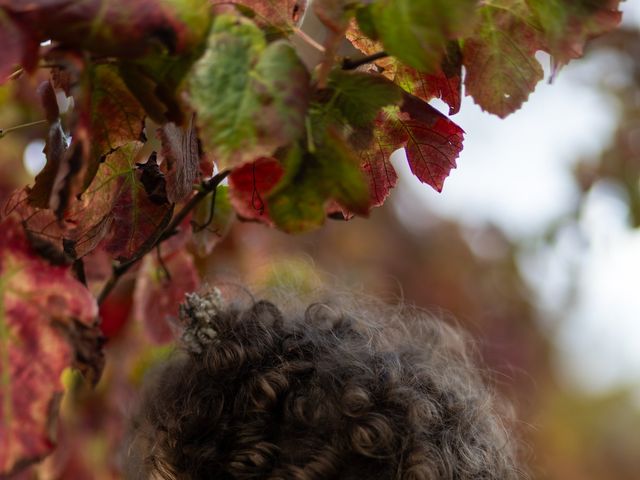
463,1,544,117
368,0,476,73
267,128,370,233
190,15,310,170
0,0,212,60
527,0,622,70
0,215,101,478
85,65,147,192
351,120,399,211
220,0,306,28
386,93,464,192
133,249,199,343
228,157,284,225
74,143,174,261
158,116,200,203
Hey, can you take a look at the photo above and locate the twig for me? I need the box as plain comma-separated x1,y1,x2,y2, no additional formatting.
0,119,47,139
342,51,388,70
97,170,230,305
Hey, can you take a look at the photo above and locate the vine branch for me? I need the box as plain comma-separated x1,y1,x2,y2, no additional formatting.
97,170,230,305
342,51,388,70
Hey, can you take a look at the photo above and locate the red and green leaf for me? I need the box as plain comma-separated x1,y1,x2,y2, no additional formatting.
463,1,544,117
527,0,622,69
74,143,174,261
190,15,310,170
368,0,476,73
0,215,100,477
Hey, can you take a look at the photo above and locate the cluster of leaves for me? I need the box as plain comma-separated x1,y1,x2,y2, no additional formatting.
0,0,622,475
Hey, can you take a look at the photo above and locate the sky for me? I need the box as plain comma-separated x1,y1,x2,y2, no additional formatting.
394,1,640,396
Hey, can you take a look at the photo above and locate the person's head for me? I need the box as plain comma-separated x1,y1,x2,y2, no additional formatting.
125,291,521,479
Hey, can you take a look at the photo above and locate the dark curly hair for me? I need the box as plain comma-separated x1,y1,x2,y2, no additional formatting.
124,292,522,480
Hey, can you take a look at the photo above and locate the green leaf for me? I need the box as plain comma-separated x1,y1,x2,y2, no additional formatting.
267,147,328,234
463,0,544,117
267,126,370,233
191,15,310,170
328,70,403,128
370,0,476,72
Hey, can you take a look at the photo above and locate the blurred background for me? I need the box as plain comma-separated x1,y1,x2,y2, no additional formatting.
2,3,640,478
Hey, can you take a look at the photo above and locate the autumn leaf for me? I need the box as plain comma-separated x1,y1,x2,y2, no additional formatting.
527,0,622,69
219,0,306,28
158,116,200,203
190,14,310,170
0,0,212,59
267,127,370,233
228,157,284,225
133,249,199,343
327,70,403,128
351,119,399,210
463,0,544,117
74,143,174,261
84,65,147,192
384,93,464,192
0,215,101,477
368,0,476,73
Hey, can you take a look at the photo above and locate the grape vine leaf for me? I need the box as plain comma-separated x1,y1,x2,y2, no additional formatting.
0,215,101,477
0,0,212,60
133,249,199,343
74,143,174,261
345,24,462,116
368,0,476,73
190,14,310,170
220,0,306,28
268,127,370,233
328,70,403,128
84,65,147,192
157,117,199,203
386,93,464,192
463,0,544,117
351,120,399,210
228,157,284,225
527,0,622,69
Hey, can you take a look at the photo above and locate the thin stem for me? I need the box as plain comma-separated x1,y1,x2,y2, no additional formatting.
97,170,230,305
0,119,47,139
342,51,388,70
7,68,24,81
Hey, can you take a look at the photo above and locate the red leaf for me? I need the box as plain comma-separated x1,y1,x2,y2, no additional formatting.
133,250,199,344
398,42,463,116
73,143,175,261
0,215,100,477
360,131,398,209
383,94,464,192
228,157,284,225
0,0,211,59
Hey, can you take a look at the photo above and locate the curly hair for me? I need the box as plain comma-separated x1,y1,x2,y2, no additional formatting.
124,293,522,480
